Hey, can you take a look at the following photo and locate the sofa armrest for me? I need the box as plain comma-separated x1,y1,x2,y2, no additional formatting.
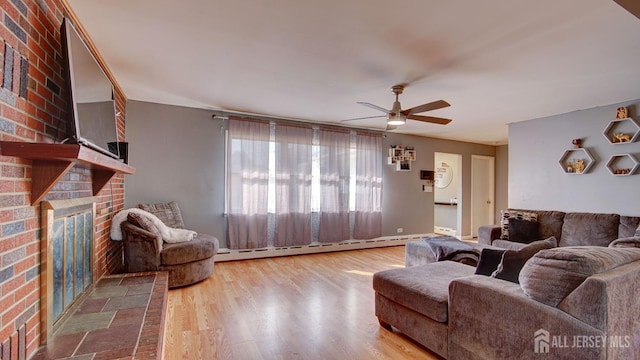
477,225,501,245
609,236,640,248
448,275,604,360
121,221,163,272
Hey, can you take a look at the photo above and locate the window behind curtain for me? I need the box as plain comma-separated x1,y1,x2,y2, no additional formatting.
354,132,383,239
274,123,313,246
227,118,270,249
226,118,383,249
317,127,351,243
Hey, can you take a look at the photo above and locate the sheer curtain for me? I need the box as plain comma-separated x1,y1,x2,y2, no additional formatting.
274,123,313,246
227,118,270,249
318,128,351,242
353,132,383,239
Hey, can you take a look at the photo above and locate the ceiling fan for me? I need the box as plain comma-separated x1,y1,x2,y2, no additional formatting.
342,84,451,130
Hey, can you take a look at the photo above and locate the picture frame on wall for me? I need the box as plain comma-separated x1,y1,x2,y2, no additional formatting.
397,160,411,171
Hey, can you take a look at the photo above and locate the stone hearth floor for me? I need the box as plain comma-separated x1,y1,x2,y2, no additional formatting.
32,272,168,360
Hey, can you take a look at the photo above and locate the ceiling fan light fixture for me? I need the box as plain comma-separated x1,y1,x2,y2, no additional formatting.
348,84,451,128
387,113,406,126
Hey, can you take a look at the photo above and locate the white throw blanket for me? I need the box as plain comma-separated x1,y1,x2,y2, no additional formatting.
110,208,196,243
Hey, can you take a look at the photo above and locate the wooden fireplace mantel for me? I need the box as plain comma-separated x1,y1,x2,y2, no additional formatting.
0,141,135,205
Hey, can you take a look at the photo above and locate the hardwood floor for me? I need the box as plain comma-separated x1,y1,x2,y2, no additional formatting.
164,246,441,359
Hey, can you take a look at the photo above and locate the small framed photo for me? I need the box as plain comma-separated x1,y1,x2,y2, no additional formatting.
406,150,416,161
396,160,411,171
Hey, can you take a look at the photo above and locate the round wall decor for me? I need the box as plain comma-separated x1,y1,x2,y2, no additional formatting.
435,163,453,189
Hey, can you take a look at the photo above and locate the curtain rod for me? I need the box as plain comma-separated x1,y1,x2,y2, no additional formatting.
211,110,385,135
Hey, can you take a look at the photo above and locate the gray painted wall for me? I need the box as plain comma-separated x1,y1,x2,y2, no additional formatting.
494,145,508,223
125,100,500,247
509,99,640,216
124,101,226,242
380,133,496,238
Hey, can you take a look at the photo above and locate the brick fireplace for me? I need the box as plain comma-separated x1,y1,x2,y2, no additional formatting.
0,1,128,358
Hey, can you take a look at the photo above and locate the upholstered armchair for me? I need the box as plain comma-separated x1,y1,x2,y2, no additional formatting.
120,201,219,288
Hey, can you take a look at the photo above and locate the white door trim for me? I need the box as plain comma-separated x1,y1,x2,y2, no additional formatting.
471,155,495,237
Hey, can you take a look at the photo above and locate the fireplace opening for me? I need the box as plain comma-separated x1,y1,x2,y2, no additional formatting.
41,197,97,344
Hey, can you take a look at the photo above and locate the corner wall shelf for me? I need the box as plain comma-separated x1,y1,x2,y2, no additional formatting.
558,148,595,174
0,141,135,205
602,117,640,144
605,154,639,176
387,145,415,171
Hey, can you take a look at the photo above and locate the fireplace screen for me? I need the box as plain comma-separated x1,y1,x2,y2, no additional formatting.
51,211,93,319
41,197,97,344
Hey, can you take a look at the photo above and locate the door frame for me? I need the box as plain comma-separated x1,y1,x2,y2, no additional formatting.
433,152,462,237
471,155,495,237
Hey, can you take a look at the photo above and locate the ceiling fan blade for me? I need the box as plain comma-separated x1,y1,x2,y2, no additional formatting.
341,115,386,122
407,114,452,125
402,100,450,116
385,124,398,131
357,102,391,114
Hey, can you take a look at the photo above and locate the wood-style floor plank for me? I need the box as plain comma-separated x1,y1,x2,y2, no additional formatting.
164,246,441,359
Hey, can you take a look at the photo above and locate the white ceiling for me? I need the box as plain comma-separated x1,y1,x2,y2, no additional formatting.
67,0,640,145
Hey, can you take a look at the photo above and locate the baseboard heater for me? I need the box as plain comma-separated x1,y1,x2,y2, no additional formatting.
215,233,433,262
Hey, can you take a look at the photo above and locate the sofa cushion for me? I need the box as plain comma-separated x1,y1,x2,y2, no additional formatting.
474,248,505,276
500,210,538,240
161,233,219,266
492,237,557,283
127,213,159,235
520,246,640,307
508,218,538,243
560,212,619,247
533,210,566,241
138,201,185,229
372,261,474,323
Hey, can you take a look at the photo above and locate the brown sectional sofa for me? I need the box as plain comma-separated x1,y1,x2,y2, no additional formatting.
373,210,640,359
478,209,640,248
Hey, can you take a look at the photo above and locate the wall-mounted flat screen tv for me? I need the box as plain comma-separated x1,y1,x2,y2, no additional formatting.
61,18,119,159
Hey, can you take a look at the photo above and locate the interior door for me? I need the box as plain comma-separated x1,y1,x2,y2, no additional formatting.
471,155,495,237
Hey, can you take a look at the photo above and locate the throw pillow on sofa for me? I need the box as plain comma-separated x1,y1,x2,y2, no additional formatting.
500,210,538,240
491,236,557,283
508,218,539,243
138,201,185,229
474,248,506,276
127,213,160,235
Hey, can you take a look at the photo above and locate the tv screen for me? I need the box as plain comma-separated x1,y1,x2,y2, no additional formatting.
61,18,119,159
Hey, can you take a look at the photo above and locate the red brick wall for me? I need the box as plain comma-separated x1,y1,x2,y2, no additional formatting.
0,1,127,357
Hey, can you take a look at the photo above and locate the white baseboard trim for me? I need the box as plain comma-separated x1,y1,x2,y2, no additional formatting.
215,233,434,262
434,226,456,236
